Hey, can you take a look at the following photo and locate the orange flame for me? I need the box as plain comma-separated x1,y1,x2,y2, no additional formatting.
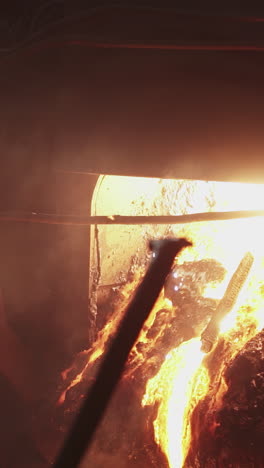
60,179,264,467
141,182,264,468
142,338,209,467
58,270,144,405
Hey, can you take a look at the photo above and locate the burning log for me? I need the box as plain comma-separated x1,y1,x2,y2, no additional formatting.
201,251,254,353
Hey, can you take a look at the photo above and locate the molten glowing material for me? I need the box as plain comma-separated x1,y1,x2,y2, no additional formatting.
142,338,209,468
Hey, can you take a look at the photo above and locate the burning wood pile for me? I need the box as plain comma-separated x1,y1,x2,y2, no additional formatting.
52,180,264,468
55,244,264,467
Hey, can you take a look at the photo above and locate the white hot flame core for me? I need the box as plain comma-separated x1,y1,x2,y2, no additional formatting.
142,338,208,468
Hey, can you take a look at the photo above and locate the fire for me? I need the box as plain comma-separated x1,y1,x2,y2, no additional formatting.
59,179,264,467
141,260,262,467
58,270,144,404
140,181,264,467
142,215,264,467
142,338,209,468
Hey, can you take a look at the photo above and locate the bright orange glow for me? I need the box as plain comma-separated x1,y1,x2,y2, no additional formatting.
61,178,264,467
142,338,209,468
58,271,144,405
140,180,264,468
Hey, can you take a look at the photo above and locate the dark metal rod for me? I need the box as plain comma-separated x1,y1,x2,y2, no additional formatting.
53,238,191,468
0,210,264,226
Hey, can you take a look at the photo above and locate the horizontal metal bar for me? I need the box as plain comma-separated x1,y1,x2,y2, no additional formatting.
0,210,264,226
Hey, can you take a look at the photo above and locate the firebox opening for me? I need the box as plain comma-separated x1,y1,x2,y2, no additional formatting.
52,175,264,468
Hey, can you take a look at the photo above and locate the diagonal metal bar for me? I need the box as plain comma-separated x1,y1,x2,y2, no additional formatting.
54,237,191,468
